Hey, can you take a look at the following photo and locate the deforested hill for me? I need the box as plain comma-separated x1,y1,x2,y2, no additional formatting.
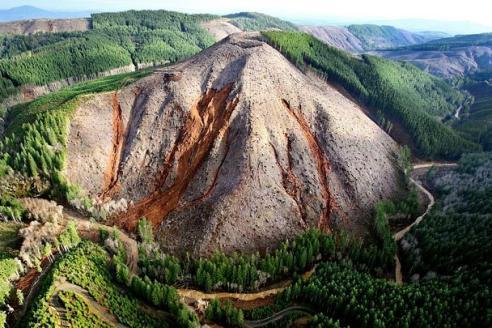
262,31,479,159
0,32,404,256
375,33,492,78
0,18,90,35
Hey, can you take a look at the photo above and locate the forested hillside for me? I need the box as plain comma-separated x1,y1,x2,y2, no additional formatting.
0,10,217,105
224,12,297,31
91,10,217,64
0,10,304,107
262,31,478,159
455,80,492,151
346,24,442,50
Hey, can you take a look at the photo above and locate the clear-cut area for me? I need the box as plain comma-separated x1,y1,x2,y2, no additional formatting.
64,32,403,256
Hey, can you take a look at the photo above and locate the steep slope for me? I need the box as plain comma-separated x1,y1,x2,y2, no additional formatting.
64,33,402,256
262,31,477,160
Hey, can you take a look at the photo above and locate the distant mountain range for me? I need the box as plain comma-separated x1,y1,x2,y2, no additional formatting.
292,17,492,36
0,5,90,21
300,24,449,52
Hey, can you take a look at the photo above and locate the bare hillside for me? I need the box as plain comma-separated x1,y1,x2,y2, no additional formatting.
300,26,364,52
201,18,242,41
0,18,90,35
375,46,492,78
64,32,402,256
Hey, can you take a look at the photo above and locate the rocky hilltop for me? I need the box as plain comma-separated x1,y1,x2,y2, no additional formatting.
64,32,402,256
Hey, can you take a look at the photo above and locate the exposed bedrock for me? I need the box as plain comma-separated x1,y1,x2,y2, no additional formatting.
65,32,403,256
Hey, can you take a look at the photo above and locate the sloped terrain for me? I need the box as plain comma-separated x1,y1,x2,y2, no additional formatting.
64,32,402,256
300,26,364,53
376,46,492,78
0,18,90,35
374,33,492,78
301,24,446,53
201,18,242,41
346,24,441,50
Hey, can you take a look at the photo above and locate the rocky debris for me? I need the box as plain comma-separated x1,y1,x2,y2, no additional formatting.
20,198,63,224
65,32,403,256
18,198,65,268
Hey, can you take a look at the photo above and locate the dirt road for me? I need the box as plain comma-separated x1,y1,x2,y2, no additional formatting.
393,162,457,284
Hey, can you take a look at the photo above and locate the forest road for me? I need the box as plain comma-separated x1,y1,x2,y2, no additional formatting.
393,162,457,284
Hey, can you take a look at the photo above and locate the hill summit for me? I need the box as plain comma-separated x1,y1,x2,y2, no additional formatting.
64,32,402,255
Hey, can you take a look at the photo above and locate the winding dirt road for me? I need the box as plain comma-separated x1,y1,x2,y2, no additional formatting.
14,162,459,326
393,162,457,284
178,266,317,310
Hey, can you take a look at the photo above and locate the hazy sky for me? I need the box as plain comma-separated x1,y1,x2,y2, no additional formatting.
3,0,492,27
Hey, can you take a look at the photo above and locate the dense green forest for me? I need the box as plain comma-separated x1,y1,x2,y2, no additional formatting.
0,34,132,85
0,32,84,59
454,80,492,150
91,10,216,64
224,12,298,31
240,154,492,327
0,10,217,104
402,153,492,275
22,241,175,328
0,10,305,105
262,31,479,159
